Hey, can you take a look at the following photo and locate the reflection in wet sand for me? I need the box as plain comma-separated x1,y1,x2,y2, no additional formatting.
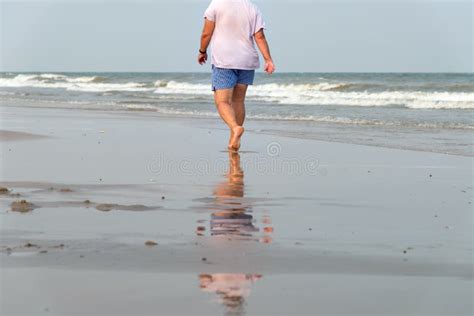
199,273,262,316
197,153,270,315
196,152,273,243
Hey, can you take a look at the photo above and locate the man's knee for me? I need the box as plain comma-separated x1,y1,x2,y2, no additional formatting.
215,100,231,108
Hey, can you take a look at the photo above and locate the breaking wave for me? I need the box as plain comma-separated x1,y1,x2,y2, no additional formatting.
153,81,473,109
0,74,150,92
1,74,473,109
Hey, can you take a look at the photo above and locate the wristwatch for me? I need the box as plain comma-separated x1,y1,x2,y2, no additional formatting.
199,49,207,54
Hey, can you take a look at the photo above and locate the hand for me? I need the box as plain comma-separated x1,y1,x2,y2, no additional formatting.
264,60,275,74
198,53,208,65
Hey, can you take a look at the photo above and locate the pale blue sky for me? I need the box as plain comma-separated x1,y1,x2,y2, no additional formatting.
0,0,472,72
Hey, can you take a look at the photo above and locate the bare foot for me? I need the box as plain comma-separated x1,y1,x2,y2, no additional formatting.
229,126,244,151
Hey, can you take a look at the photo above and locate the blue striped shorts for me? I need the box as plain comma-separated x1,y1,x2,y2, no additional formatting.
211,65,255,91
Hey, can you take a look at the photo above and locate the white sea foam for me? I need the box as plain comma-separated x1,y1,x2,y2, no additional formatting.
0,74,151,92
67,82,152,92
154,81,210,94
255,90,474,109
3,93,471,130
66,76,103,83
153,81,474,109
7,74,67,81
117,104,474,129
153,81,346,95
249,114,474,129
38,74,68,80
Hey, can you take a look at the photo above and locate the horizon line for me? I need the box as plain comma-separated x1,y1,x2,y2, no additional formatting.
0,70,472,74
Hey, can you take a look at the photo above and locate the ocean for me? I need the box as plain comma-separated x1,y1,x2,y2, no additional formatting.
1,72,472,156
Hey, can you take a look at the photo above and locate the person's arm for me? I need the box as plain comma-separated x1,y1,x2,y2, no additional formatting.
198,19,215,65
254,29,275,74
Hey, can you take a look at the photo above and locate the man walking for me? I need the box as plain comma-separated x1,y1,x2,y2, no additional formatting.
198,0,275,151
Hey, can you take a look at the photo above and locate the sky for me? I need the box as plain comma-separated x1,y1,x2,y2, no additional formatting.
0,0,472,73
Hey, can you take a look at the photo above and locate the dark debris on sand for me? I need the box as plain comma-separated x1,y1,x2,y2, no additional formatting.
0,187,21,197
48,187,73,193
10,200,37,213
6,196,158,213
95,203,159,212
0,242,69,255
0,187,9,194
95,203,116,212
24,242,39,248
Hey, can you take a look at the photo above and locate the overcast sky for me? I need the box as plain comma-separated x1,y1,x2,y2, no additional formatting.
0,0,472,72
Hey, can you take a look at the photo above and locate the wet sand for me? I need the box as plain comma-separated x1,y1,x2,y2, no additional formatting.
0,106,472,315
0,130,50,141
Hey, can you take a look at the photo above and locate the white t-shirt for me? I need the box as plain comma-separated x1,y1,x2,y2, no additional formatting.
204,0,266,70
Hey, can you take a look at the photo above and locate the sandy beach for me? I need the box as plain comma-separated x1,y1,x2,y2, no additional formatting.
0,105,472,315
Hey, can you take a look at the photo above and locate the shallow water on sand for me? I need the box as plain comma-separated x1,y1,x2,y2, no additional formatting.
0,106,472,315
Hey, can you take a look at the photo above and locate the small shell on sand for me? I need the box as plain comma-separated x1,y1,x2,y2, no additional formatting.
145,240,158,246
10,200,36,213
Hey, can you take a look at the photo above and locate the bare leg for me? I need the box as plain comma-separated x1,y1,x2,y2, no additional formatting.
214,88,244,150
232,84,248,126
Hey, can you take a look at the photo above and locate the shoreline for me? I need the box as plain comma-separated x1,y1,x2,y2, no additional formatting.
2,103,472,157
